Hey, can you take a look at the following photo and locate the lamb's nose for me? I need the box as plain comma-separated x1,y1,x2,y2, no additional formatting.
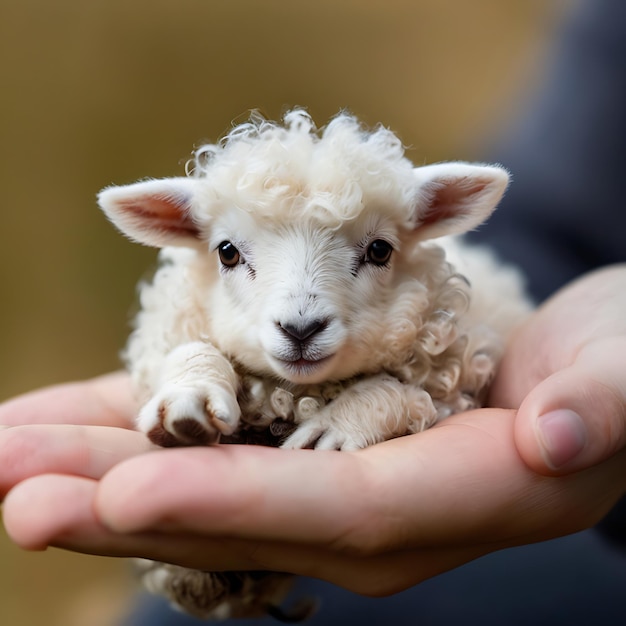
279,319,328,342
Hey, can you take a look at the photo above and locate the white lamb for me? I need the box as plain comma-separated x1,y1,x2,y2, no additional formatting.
98,110,531,621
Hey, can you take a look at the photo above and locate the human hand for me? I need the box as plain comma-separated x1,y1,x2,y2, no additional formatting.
1,266,625,597
491,264,626,475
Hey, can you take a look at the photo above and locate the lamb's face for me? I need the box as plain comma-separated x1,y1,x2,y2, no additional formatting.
207,208,403,384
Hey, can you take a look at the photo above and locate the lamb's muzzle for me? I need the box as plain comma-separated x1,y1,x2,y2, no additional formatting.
274,317,335,378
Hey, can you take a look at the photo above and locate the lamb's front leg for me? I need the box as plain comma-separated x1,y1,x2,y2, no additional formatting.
281,375,438,451
137,341,241,447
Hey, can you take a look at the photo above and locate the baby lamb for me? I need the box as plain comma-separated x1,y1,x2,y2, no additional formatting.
98,110,531,621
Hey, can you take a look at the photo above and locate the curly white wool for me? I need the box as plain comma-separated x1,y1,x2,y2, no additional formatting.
184,110,418,229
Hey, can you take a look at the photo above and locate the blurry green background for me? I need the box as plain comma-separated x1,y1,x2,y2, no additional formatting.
1,1,567,624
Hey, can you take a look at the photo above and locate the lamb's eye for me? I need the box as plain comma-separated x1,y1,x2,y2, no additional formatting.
218,241,240,267
366,239,393,265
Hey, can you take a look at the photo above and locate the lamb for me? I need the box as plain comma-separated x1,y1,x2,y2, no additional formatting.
97,110,531,620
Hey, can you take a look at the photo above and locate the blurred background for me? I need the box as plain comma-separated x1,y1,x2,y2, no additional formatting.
0,1,570,624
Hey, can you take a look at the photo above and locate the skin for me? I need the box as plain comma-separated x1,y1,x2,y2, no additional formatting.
1,265,625,597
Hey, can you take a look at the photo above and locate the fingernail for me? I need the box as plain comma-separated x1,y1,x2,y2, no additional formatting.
536,410,587,469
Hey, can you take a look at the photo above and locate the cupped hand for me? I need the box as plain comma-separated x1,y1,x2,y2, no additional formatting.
1,265,625,597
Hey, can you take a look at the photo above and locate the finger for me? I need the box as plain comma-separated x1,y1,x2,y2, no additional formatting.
3,474,186,558
0,372,137,429
4,474,112,550
95,409,626,552
3,474,253,565
515,337,626,474
0,423,152,496
2,473,495,595
3,471,290,568
96,443,367,544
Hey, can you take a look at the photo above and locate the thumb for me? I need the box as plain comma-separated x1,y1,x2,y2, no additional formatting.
514,338,626,475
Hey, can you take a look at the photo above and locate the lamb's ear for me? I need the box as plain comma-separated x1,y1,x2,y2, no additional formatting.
97,177,202,248
412,162,509,240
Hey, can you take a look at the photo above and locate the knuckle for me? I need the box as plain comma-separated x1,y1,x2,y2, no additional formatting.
0,426,52,491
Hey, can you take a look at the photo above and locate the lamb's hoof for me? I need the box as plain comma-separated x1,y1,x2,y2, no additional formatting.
148,417,218,447
281,418,363,451
138,385,240,447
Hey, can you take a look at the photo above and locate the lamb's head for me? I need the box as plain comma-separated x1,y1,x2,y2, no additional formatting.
99,111,508,385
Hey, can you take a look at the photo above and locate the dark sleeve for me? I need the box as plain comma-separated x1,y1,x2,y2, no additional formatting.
467,0,626,547
467,0,626,302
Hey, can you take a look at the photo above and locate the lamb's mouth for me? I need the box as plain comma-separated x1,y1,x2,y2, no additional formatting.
276,354,335,381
